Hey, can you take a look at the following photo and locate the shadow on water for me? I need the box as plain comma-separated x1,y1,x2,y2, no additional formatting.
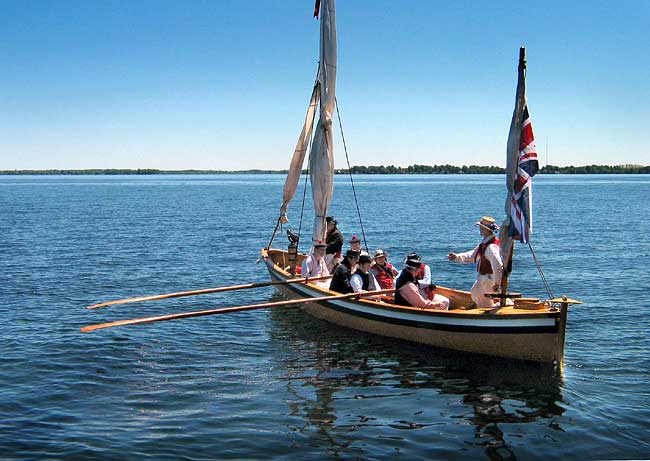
266,292,564,460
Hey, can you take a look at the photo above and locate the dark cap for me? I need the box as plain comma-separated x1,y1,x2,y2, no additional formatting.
405,259,422,270
345,249,360,259
326,216,337,225
405,252,421,263
349,235,361,243
358,254,372,265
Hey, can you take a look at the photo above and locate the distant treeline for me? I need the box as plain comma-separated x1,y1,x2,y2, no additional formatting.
0,168,289,175
2,164,649,175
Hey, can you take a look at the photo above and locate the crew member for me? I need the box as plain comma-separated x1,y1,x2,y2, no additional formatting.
448,216,504,308
325,216,344,272
394,257,449,310
329,250,359,294
301,240,330,288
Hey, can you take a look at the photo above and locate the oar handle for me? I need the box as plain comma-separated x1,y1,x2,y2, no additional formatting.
81,288,394,333
86,275,333,310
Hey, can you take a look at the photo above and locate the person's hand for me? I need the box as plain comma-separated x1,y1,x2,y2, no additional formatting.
447,253,456,261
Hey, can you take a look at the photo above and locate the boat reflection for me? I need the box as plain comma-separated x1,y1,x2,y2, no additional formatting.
267,295,565,460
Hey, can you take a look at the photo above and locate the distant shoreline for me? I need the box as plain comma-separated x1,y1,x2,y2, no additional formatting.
1,164,649,175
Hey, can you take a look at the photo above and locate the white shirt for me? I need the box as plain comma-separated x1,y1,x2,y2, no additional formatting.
453,236,503,285
350,271,380,292
301,253,330,287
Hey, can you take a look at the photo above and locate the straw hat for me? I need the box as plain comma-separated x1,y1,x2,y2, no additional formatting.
374,249,386,258
475,216,499,233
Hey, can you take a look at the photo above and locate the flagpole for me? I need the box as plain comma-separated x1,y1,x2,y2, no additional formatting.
500,47,526,307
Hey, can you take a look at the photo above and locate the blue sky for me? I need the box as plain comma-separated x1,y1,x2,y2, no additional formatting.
1,0,648,170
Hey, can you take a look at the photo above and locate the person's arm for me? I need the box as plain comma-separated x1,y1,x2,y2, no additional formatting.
301,258,311,277
350,274,363,292
369,273,380,291
448,246,478,264
399,283,430,308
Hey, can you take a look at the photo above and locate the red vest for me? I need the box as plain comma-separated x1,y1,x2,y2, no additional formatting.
474,237,500,275
372,261,396,289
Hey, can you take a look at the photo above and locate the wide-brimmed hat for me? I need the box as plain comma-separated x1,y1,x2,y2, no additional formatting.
405,252,421,263
358,254,372,265
349,235,361,243
374,249,386,258
404,259,422,270
313,239,327,248
475,216,499,233
345,249,360,259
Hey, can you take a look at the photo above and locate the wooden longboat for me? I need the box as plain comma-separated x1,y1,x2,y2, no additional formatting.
262,248,569,365
263,1,577,366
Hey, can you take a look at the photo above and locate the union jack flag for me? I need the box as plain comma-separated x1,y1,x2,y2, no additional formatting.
509,104,539,243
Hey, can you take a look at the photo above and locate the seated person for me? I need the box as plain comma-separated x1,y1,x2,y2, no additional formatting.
301,240,330,288
370,249,398,289
348,234,369,256
329,250,359,294
394,257,449,310
350,254,380,292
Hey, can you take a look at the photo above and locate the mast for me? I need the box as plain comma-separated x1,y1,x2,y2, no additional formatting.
275,0,336,248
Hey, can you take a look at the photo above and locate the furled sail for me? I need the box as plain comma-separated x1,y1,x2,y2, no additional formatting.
278,83,320,224
501,47,539,273
309,0,337,244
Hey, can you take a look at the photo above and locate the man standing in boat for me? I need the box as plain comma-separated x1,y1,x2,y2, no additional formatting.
448,216,504,308
325,216,344,272
394,258,449,310
301,240,330,289
329,250,359,294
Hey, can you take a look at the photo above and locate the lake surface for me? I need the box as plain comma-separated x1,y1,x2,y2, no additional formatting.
1,174,649,460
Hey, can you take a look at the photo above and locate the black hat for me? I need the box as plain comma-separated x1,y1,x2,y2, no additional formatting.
345,249,360,259
326,216,337,225
405,252,421,263
358,254,372,265
405,259,422,270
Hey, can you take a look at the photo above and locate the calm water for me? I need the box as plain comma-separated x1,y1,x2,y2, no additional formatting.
1,174,649,460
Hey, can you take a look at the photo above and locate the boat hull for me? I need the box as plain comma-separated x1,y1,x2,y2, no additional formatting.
262,248,567,364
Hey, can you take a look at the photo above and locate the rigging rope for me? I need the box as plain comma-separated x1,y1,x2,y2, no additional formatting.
335,97,370,255
528,242,555,299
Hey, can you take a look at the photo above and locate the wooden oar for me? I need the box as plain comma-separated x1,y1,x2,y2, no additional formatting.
86,275,333,310
81,288,394,332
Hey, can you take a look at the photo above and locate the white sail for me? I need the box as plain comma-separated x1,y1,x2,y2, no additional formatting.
309,0,337,244
279,83,320,224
